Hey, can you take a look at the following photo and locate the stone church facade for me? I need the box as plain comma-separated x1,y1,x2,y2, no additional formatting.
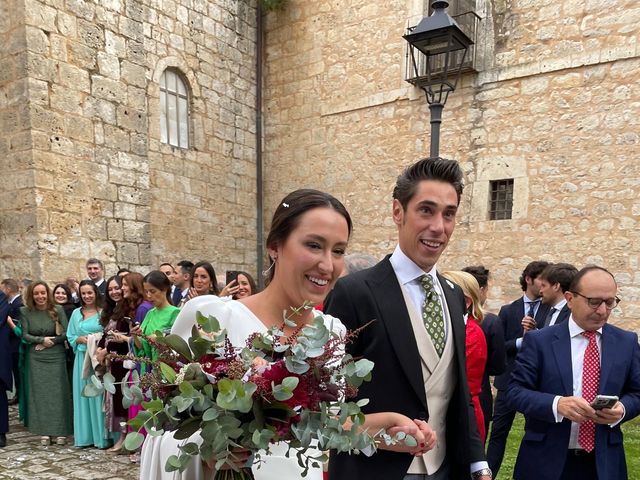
1,0,639,328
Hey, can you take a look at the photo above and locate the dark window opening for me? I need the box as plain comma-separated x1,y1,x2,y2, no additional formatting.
489,179,514,220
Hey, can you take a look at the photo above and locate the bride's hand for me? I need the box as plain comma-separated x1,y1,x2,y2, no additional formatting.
386,419,436,456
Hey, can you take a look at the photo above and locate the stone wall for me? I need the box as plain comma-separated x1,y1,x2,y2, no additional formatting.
0,0,39,280
0,0,258,283
262,0,640,330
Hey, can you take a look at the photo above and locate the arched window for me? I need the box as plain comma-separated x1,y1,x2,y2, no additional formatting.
160,69,189,148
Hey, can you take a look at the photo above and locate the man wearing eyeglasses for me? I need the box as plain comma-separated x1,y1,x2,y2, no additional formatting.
507,265,640,480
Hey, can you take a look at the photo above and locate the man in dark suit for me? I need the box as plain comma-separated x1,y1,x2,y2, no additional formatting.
0,290,12,447
86,258,107,296
508,266,640,479
325,158,489,480
486,260,550,476
0,279,22,406
537,263,577,328
172,260,194,307
462,265,506,440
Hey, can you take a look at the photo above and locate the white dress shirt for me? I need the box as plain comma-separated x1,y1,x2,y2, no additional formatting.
547,298,567,327
389,245,489,474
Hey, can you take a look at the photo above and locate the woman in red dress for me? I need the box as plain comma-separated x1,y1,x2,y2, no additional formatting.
442,270,488,443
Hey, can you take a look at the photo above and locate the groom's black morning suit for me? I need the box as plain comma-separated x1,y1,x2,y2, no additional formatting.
325,256,485,479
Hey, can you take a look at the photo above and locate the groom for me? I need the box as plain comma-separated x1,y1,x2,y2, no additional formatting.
325,157,489,480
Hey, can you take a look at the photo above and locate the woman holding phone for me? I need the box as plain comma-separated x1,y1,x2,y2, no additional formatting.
96,275,129,452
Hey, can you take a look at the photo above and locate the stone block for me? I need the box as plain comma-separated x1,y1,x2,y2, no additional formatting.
25,0,58,32
107,218,124,240
50,85,83,115
105,29,126,56
123,220,149,242
91,74,127,102
64,114,94,141
103,124,130,151
116,105,147,133
97,52,121,79
25,25,50,55
68,41,98,69
114,201,136,220
118,185,150,205
49,211,82,236
115,241,139,263
120,60,147,88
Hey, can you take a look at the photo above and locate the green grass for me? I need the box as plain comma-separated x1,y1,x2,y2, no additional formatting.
495,414,640,479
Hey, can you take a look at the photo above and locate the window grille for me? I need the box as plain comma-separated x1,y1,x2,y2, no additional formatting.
489,179,514,220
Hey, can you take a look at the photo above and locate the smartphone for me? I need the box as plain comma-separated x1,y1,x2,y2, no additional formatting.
226,270,240,286
123,316,132,325
591,395,618,410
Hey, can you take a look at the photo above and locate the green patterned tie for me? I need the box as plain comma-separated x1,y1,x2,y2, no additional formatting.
420,274,445,356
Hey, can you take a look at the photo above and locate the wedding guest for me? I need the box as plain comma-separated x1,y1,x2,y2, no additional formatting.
131,271,180,368
462,265,506,441
442,270,488,443
86,258,107,297
1,279,23,407
20,281,72,446
65,277,80,303
120,272,153,462
67,280,109,448
172,260,194,306
96,276,129,452
0,291,10,447
185,261,221,302
53,283,79,322
232,271,257,299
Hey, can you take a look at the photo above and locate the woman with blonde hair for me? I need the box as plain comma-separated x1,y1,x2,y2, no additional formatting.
442,270,488,443
20,281,72,445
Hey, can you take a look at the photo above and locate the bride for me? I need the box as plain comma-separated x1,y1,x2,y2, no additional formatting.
140,189,435,479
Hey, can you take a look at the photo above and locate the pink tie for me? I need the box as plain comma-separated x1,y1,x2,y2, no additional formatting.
579,331,600,452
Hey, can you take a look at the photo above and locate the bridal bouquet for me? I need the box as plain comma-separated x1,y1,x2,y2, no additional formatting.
85,305,410,478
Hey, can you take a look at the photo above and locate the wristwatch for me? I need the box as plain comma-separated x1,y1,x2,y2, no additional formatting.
471,468,493,479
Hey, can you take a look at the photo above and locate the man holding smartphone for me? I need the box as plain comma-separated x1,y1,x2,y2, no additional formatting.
507,266,640,480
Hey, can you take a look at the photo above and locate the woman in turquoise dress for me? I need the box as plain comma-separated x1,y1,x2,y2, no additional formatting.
130,271,180,373
67,280,109,448
20,281,73,445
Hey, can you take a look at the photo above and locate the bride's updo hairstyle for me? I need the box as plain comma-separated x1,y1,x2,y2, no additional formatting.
265,189,352,284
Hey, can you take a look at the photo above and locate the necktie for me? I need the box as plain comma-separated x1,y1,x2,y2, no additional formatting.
420,275,445,356
526,300,539,318
544,307,557,327
579,331,600,452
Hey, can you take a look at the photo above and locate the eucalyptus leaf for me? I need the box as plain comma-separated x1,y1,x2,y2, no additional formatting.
159,362,178,383
124,432,144,451
159,334,193,361
196,311,220,333
82,382,103,397
102,371,116,394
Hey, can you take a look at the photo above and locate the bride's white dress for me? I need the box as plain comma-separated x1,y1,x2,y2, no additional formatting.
139,295,346,479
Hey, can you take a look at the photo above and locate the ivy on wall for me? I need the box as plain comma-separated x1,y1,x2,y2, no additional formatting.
259,0,287,11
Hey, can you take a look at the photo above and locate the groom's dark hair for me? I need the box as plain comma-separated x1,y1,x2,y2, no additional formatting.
393,157,464,209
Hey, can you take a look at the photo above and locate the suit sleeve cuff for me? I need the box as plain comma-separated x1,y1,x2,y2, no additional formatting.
553,395,563,422
470,461,489,474
516,337,523,349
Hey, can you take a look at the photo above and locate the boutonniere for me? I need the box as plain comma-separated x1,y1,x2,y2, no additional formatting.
445,280,455,290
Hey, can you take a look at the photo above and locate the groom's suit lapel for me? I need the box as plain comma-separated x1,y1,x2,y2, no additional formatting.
366,258,427,409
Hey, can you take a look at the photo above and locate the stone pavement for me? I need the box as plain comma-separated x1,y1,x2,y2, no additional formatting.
0,406,139,479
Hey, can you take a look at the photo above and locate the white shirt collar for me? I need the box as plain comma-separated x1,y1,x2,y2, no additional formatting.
9,294,20,304
94,278,105,286
389,244,440,288
551,298,567,311
568,316,603,338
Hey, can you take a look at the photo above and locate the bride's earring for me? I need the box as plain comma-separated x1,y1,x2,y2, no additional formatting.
262,256,277,277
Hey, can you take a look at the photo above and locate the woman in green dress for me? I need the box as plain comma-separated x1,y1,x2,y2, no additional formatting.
130,271,180,370
20,281,72,446
67,280,109,448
